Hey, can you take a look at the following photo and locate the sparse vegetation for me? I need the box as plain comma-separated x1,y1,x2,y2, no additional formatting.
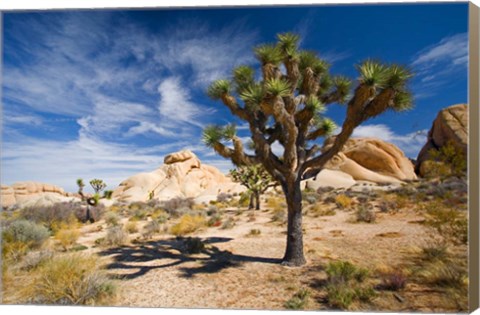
21,253,117,305
170,214,206,236
103,226,128,246
325,261,374,310
356,205,376,223
55,229,80,251
335,194,353,209
284,288,310,309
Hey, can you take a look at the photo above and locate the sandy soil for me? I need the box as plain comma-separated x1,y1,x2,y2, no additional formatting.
74,198,450,311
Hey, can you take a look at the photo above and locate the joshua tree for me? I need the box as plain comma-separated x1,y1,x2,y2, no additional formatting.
89,178,107,195
76,178,85,200
230,164,277,210
202,33,413,266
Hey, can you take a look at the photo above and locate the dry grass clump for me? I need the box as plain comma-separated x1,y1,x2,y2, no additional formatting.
102,226,128,246
125,221,139,234
355,205,376,223
20,253,117,305
55,229,80,251
284,288,310,309
308,203,336,217
335,194,353,209
324,260,375,310
104,211,121,227
142,220,161,239
170,214,206,236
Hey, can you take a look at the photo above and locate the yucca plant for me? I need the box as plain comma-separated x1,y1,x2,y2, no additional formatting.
203,32,413,266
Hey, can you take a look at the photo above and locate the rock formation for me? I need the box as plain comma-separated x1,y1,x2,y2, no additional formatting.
1,181,74,208
416,104,468,176
321,137,417,183
112,150,244,203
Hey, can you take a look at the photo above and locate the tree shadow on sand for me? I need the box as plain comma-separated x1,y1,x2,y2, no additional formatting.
98,236,281,280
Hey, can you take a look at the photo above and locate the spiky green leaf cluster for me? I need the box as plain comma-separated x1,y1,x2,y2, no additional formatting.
207,79,231,100
299,51,329,76
305,96,325,113
357,60,389,87
332,76,352,103
265,78,291,97
202,125,224,147
239,84,264,108
254,44,283,65
277,32,300,58
392,90,414,111
385,65,413,90
202,124,237,147
233,66,255,93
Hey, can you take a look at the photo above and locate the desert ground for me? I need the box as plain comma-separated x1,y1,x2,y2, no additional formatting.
1,176,468,312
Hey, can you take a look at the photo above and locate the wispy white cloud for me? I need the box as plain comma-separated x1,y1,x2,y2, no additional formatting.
351,124,427,157
412,33,468,69
410,32,468,97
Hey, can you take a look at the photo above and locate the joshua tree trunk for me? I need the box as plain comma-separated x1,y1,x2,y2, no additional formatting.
255,191,261,210
281,179,306,266
248,193,255,210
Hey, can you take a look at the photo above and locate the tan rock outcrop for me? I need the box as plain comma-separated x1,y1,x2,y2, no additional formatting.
416,104,468,176
305,169,356,190
1,181,71,208
112,150,244,203
322,137,417,183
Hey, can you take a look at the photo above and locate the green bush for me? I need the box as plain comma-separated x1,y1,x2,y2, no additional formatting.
3,220,50,252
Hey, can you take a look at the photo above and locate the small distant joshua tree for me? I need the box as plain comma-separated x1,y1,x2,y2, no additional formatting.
76,178,85,200
230,164,276,210
203,32,413,266
89,178,107,195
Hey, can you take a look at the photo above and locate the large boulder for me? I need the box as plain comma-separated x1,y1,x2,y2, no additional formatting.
322,137,417,183
416,104,468,176
112,150,244,203
1,181,71,208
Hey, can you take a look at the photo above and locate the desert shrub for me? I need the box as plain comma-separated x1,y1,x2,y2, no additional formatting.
103,226,128,246
125,221,138,234
221,217,235,229
104,212,120,227
129,208,148,221
20,202,79,232
302,190,321,205
217,192,233,203
2,220,50,260
142,220,161,239
22,253,116,305
20,249,55,271
238,191,251,208
421,240,449,262
151,209,169,223
419,200,468,245
75,204,105,223
356,205,376,223
325,261,374,310
170,214,206,236
424,141,467,179
247,229,261,236
55,229,80,251
326,261,369,284
181,237,205,254
335,194,352,209
379,270,407,291
309,203,336,217
284,288,310,310
161,197,195,216
207,214,222,227
419,261,466,289
326,285,356,309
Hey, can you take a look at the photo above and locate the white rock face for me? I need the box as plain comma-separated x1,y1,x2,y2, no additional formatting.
112,150,245,204
1,181,74,208
305,169,357,190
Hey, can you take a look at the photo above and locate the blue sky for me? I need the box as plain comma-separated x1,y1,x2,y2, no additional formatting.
1,3,469,192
